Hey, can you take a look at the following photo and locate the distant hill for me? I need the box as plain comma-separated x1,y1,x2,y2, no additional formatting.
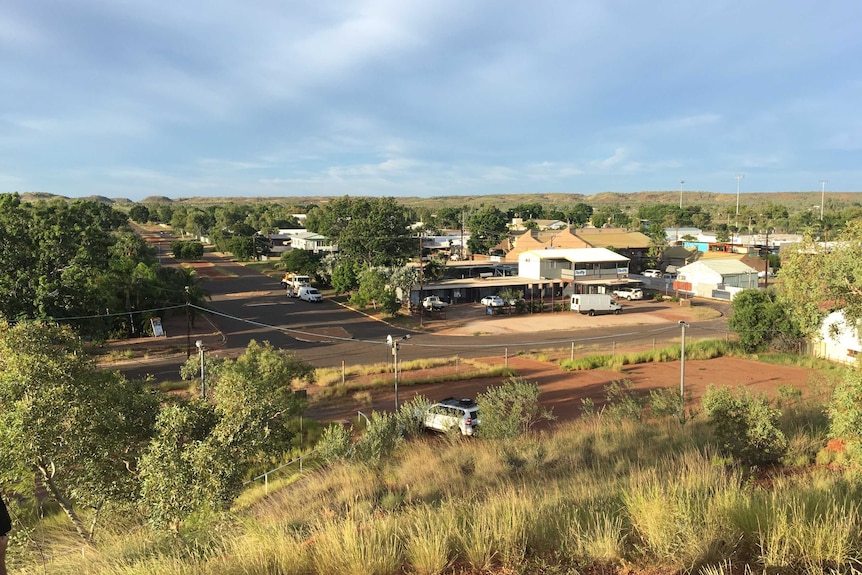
11,191,862,213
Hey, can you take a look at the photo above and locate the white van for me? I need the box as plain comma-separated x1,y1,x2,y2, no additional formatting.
570,293,622,316
298,286,323,302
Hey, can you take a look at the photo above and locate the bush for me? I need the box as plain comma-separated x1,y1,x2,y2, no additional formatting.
827,369,862,465
354,411,402,465
170,240,204,260
316,423,353,462
476,377,555,439
701,385,787,467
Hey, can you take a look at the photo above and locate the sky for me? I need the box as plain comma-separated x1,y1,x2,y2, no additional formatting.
1,1,860,201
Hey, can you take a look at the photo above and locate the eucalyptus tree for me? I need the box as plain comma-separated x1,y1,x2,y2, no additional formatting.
140,341,313,530
0,321,159,544
305,196,415,267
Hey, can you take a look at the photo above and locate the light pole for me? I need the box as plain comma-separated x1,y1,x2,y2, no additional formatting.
734,174,744,226
679,180,685,209
386,334,410,410
820,180,828,221
196,340,206,399
679,320,689,421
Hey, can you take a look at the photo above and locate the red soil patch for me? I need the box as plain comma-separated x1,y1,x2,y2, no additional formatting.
305,356,821,424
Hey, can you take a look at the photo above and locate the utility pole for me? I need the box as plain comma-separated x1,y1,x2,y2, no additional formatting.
679,320,689,421
735,174,744,228
820,180,828,221
763,226,771,289
679,180,685,209
418,233,424,328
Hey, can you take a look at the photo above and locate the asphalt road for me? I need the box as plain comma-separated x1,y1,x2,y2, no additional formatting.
121,246,731,382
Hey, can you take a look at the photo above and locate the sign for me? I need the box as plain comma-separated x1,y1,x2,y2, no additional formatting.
150,317,165,338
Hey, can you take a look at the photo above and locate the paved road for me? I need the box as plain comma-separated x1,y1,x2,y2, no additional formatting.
121,245,731,382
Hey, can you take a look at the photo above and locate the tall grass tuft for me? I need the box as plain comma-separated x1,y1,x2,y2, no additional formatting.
403,505,456,575
309,515,401,575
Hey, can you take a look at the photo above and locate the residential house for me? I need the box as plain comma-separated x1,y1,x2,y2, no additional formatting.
815,311,861,365
290,231,336,254
674,258,759,300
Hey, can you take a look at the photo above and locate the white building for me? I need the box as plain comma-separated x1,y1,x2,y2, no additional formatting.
675,258,759,300
815,311,861,365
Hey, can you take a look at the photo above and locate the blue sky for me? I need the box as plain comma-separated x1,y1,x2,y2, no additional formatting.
1,1,860,201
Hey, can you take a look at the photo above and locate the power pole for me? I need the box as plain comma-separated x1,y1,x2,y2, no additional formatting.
735,174,744,228
418,233,424,328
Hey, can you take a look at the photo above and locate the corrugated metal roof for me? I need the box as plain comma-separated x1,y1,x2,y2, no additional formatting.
520,248,630,263
683,258,757,275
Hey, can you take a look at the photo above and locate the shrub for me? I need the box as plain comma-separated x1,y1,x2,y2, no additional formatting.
602,379,644,422
354,411,402,465
316,423,353,462
701,385,787,467
477,377,555,439
827,369,862,465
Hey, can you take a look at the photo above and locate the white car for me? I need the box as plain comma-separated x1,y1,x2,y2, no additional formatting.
423,397,480,436
613,288,643,300
480,295,505,307
642,269,662,278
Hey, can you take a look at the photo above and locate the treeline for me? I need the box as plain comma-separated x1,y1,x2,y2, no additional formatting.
0,193,205,339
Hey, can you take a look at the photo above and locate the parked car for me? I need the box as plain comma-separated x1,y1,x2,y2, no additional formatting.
298,286,323,302
480,295,505,307
642,269,662,278
422,295,449,310
423,397,480,436
612,288,643,300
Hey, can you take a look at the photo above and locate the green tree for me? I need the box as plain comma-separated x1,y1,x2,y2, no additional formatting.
778,222,862,338
476,377,554,439
140,341,313,530
729,289,802,352
467,206,508,255
129,204,150,223
305,196,415,266
281,249,323,278
0,321,158,543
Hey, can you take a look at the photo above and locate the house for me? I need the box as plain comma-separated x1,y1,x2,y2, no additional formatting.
290,231,336,254
572,228,651,272
815,311,861,365
674,258,759,300
518,248,631,295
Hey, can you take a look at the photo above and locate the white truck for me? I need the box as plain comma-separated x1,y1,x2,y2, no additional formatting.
570,293,622,316
281,273,311,296
421,295,449,311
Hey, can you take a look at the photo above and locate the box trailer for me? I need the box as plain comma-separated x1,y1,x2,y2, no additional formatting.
570,293,622,316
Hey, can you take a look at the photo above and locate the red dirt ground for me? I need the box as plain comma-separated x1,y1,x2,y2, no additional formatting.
305,356,824,425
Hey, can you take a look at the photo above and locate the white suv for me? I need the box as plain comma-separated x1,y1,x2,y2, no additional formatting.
423,397,480,436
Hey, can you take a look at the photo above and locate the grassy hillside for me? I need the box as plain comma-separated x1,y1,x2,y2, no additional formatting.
14,360,860,575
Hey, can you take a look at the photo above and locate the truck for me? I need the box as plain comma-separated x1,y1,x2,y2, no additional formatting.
421,295,449,311
570,293,622,316
281,273,311,296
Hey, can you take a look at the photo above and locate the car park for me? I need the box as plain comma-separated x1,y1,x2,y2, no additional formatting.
423,397,480,436
480,295,505,307
642,269,662,278
612,287,643,300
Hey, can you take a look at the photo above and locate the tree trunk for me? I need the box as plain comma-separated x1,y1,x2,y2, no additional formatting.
37,462,95,547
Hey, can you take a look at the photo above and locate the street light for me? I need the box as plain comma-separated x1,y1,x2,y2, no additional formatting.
679,180,685,209
734,174,744,225
679,320,689,421
196,339,206,399
386,334,411,410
